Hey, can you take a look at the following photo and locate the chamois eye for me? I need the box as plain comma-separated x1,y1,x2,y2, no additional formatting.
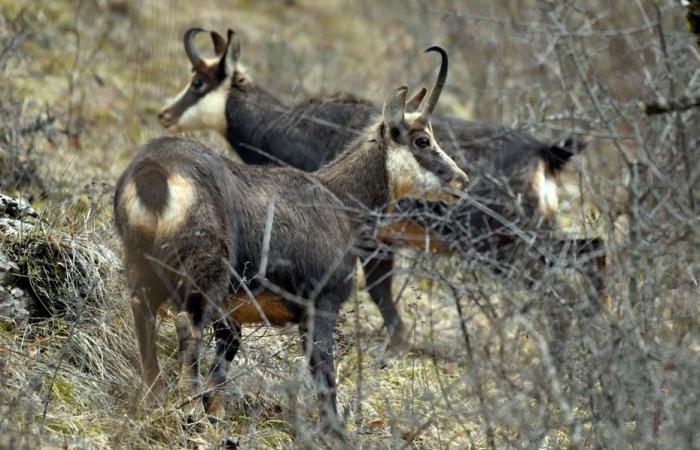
414,137,430,149
191,76,206,92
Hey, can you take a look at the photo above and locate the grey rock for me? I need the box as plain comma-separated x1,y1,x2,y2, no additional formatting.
0,284,30,322
0,193,37,220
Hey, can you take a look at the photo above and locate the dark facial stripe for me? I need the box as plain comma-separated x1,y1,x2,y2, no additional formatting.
413,148,454,184
164,88,205,120
162,64,228,123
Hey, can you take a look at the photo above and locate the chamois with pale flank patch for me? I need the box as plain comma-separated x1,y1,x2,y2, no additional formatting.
159,28,606,346
115,46,467,425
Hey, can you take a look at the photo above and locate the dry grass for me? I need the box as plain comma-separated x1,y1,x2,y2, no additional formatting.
0,0,698,448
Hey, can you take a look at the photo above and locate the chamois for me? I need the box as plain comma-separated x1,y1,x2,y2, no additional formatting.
115,45,467,423
159,28,606,345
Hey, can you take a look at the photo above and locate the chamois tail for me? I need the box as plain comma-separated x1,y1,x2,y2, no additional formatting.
539,136,589,174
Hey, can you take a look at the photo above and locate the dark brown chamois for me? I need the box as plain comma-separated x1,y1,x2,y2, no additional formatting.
159,28,605,346
115,47,467,425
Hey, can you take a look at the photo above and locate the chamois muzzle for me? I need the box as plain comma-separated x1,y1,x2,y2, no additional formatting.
420,45,448,117
450,169,469,192
158,110,177,128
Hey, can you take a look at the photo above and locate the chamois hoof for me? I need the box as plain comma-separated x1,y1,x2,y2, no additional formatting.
206,413,226,426
221,437,239,450
385,326,409,354
141,379,167,407
203,391,227,425
180,398,207,431
387,334,408,352
318,416,347,442
182,415,205,434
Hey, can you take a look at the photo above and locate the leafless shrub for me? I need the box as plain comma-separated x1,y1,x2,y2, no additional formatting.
371,1,700,448
0,10,60,199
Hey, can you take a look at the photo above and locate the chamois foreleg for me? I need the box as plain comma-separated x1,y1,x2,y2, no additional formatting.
363,250,406,348
300,298,341,427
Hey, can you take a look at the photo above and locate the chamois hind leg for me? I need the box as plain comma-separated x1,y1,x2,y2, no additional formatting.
539,238,607,362
363,250,406,349
549,238,607,313
203,317,241,422
299,299,341,429
175,292,210,422
130,290,167,405
576,238,608,310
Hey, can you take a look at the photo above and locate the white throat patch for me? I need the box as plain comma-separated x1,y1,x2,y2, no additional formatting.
386,143,443,200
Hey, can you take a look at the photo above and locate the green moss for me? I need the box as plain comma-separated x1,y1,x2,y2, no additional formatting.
50,376,74,404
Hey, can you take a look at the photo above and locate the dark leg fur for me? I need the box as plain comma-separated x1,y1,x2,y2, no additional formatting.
544,238,607,312
175,305,205,419
539,237,607,363
299,300,341,427
203,318,241,421
175,290,223,420
131,292,167,404
363,252,405,347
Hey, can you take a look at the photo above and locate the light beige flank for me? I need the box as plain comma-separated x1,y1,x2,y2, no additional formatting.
121,173,197,237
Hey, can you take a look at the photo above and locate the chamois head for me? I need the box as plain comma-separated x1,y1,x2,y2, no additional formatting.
158,28,247,133
381,46,468,200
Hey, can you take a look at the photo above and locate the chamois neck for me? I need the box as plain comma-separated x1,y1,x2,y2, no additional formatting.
224,84,288,165
225,84,379,171
314,124,389,212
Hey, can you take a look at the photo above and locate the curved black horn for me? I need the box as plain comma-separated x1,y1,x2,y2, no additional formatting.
183,27,206,70
420,45,448,116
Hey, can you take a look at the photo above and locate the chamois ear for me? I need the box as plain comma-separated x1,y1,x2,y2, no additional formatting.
383,86,408,133
405,86,427,112
211,31,227,56
219,29,241,76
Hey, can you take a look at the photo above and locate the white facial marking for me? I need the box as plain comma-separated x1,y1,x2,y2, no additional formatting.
202,57,220,67
403,112,421,122
172,82,229,135
400,112,468,185
162,57,234,135
532,160,559,217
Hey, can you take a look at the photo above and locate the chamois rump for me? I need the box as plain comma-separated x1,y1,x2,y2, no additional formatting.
159,28,606,345
115,45,467,423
